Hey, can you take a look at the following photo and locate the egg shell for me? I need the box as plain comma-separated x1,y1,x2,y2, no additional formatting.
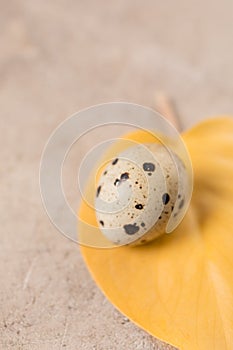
95,143,188,246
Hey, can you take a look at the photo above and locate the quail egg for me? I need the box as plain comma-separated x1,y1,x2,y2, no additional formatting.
95,143,188,246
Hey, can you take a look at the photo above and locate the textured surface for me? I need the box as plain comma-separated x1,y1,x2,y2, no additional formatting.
0,0,232,349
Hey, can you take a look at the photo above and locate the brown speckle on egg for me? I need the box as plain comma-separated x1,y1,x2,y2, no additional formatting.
162,193,170,205
179,199,185,209
112,158,118,165
135,204,144,210
123,223,140,235
120,172,129,181
143,162,155,172
96,185,101,197
114,179,120,186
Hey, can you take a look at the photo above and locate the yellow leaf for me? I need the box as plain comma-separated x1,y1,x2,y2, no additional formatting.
79,117,233,350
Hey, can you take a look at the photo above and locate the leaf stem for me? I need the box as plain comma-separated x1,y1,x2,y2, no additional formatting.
154,92,182,131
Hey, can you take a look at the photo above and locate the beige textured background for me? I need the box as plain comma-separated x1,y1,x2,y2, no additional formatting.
0,1,232,349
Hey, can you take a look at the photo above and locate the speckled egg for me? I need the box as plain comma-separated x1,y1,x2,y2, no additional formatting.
95,143,188,246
